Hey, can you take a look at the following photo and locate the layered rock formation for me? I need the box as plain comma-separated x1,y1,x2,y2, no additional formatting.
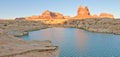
74,6,92,19
74,6,114,19
15,5,114,20
100,13,114,18
26,10,64,19
41,10,64,19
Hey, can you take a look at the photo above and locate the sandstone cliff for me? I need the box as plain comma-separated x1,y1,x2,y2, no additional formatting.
15,5,114,20
26,10,64,19
74,6,114,19
100,13,114,18
74,6,92,19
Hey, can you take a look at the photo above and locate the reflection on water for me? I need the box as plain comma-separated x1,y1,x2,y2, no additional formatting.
75,29,88,55
21,28,120,57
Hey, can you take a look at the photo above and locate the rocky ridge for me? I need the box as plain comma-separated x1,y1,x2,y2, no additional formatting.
15,5,114,20
74,6,114,19
26,10,64,19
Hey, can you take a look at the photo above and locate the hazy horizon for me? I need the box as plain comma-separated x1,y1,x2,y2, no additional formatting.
0,0,120,19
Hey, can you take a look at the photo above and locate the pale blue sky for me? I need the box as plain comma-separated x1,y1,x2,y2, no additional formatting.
0,0,120,19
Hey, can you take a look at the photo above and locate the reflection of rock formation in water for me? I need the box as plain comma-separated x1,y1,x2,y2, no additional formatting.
75,29,88,52
37,28,65,42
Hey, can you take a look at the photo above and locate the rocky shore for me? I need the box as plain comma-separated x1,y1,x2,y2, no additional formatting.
0,20,58,57
64,18,120,35
0,18,120,57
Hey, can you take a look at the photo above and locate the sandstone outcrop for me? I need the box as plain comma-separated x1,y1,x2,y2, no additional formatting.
25,10,64,19
74,6,114,19
41,10,64,19
100,13,114,18
15,5,114,20
74,6,92,19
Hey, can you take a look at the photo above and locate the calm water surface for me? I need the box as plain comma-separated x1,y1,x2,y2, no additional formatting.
21,28,120,57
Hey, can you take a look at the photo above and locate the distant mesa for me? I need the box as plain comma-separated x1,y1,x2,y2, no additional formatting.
15,5,114,20
99,13,114,18
41,10,64,19
74,6,114,19
25,10,65,19
15,17,26,20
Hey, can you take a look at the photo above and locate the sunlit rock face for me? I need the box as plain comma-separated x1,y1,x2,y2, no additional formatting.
100,13,114,19
25,10,64,19
77,6,90,16
41,10,55,19
41,10,64,19
74,6,92,19
74,5,114,19
15,5,114,20
26,15,40,19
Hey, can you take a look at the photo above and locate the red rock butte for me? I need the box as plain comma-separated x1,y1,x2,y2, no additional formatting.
15,5,114,20
74,6,91,19
25,10,65,19
74,6,114,19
